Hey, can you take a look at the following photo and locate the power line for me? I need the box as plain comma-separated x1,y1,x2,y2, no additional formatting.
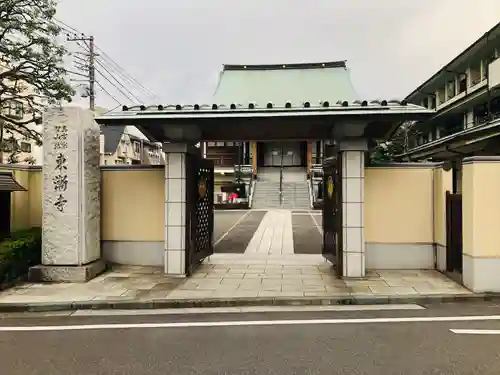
63,32,156,103
94,45,159,100
50,18,160,106
52,18,159,100
95,81,122,106
94,66,135,103
94,58,141,102
67,34,96,110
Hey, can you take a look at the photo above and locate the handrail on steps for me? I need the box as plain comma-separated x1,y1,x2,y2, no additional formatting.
279,166,283,205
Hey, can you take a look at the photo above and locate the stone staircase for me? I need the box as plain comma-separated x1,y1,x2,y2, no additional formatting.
252,181,281,209
251,167,311,210
281,182,311,209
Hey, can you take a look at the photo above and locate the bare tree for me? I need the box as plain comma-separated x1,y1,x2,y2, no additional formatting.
0,0,74,161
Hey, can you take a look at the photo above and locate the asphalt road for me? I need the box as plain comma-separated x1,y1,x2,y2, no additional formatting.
214,210,266,253
2,302,500,374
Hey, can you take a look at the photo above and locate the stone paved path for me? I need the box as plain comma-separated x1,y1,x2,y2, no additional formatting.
214,209,322,255
244,210,294,255
0,256,471,304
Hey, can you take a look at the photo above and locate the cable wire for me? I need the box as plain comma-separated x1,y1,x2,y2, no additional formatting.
95,81,122,106
94,66,135,103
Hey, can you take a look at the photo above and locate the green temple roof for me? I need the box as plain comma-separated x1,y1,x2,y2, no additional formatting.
212,61,359,107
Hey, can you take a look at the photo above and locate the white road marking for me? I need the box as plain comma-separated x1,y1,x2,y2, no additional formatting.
3,314,500,332
309,211,323,235
450,329,500,335
214,210,251,246
71,304,425,317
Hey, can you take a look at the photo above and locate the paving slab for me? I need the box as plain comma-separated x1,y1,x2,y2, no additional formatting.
0,257,494,312
244,210,294,255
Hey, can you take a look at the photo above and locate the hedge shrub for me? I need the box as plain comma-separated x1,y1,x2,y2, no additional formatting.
0,227,41,285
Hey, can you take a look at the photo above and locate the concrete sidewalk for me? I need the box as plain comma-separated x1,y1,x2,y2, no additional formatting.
0,254,491,312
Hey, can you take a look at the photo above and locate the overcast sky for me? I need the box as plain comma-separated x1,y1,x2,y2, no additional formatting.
56,0,500,110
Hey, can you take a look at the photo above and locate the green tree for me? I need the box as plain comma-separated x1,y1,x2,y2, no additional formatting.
0,0,74,161
370,121,420,163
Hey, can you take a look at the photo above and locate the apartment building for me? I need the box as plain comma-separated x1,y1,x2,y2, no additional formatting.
0,101,44,165
0,100,163,165
100,125,163,165
403,22,500,170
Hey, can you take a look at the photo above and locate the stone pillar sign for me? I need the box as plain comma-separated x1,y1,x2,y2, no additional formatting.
29,107,104,282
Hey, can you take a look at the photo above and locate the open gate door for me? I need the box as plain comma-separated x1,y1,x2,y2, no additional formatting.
322,152,343,276
445,191,463,274
185,154,215,276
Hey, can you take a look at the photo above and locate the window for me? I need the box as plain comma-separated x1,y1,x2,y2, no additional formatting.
207,142,215,147
474,103,489,124
447,80,456,99
20,142,31,153
216,141,224,147
430,96,436,109
437,87,446,105
1,138,17,152
2,100,24,119
133,142,140,153
226,141,234,147
458,75,467,94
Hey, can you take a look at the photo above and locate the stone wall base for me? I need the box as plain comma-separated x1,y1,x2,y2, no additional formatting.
28,260,106,283
463,254,500,293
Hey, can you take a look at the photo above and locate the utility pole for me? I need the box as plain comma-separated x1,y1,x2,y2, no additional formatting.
67,34,96,111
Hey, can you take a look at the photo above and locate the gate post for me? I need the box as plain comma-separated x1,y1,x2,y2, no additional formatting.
339,139,367,278
162,143,196,277
462,156,500,292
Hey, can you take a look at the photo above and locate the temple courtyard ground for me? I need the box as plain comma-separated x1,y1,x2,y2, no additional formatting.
0,210,480,311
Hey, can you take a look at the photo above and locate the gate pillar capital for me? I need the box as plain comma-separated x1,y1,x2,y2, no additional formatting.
337,138,368,152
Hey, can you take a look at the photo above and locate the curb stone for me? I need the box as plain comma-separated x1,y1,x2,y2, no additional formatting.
0,293,500,313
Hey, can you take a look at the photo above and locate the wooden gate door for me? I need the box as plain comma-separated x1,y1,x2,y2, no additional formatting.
185,154,215,276
322,152,343,276
445,191,463,273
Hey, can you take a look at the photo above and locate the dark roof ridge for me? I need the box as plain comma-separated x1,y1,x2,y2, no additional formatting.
223,61,347,71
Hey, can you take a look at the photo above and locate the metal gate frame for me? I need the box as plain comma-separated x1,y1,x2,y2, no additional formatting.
322,151,343,277
185,154,214,276
445,191,463,273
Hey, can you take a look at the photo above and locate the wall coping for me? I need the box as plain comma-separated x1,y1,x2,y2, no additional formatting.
0,164,42,171
367,162,441,169
0,164,166,172
462,156,500,165
3,163,445,171
100,164,164,171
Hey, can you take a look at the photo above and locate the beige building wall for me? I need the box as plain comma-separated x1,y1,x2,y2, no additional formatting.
1,165,42,231
462,157,500,292
100,166,165,266
433,167,452,271
7,163,449,271
364,164,436,269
